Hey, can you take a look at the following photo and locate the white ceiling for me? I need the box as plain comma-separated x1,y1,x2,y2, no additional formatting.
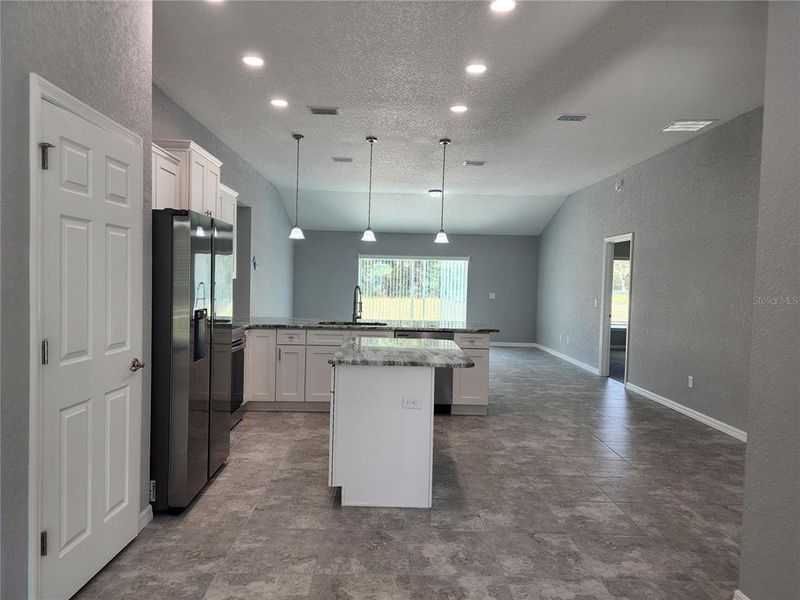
154,1,766,235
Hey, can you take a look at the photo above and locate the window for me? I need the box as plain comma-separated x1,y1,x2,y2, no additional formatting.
610,259,630,325
358,256,469,322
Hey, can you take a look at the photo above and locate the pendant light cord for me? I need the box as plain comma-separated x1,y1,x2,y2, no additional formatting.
367,138,374,228
439,139,449,230
294,136,301,226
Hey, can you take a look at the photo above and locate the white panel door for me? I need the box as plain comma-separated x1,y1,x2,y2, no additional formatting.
305,346,336,403
453,349,489,406
189,155,207,215
217,186,238,278
204,163,220,217
244,330,277,402
152,150,181,210
276,345,306,402
40,99,143,599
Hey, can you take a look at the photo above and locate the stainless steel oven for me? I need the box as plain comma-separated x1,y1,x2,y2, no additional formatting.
230,326,246,428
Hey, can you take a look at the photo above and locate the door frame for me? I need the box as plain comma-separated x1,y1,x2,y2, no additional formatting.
598,232,634,381
27,74,144,599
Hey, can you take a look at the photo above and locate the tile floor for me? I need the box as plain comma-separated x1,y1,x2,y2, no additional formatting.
75,347,745,599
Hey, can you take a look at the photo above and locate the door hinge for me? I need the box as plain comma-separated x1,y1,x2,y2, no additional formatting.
40,530,47,556
39,142,55,170
149,480,156,503
41,339,49,365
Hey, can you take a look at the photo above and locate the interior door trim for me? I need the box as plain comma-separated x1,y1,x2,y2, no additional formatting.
28,73,143,600
598,232,634,381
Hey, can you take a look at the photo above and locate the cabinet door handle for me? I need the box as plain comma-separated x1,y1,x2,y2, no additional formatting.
278,348,282,361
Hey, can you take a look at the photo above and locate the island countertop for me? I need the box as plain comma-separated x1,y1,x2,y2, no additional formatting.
329,337,475,368
236,317,498,334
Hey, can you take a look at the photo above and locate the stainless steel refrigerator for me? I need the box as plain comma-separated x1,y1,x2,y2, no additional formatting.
151,209,234,511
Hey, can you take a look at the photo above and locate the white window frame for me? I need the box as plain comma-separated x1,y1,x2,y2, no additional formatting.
357,254,470,322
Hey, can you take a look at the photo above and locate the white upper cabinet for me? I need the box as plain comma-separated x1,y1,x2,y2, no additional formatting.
153,139,222,218
217,184,239,279
151,144,182,210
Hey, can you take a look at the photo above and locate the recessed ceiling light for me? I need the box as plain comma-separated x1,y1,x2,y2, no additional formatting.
490,0,516,13
270,98,288,108
242,55,264,67
450,105,468,113
428,189,442,197
662,120,716,132
206,0,225,3
465,63,487,75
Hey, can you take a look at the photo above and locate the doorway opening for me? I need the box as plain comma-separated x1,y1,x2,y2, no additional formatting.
599,233,634,382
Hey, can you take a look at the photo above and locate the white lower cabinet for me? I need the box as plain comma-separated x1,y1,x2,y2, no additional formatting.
453,348,490,406
276,344,306,402
305,345,336,403
244,330,277,402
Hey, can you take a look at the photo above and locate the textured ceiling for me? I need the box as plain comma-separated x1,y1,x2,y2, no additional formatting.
153,1,766,235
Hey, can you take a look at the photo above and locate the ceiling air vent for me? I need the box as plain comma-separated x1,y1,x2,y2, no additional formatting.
332,156,353,163
557,114,587,122
308,106,340,116
463,160,486,167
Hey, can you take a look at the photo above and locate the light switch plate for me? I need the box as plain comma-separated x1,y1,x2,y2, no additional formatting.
402,396,422,410
688,376,694,389
489,292,496,300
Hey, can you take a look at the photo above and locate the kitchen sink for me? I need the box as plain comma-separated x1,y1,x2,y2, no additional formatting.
318,320,388,327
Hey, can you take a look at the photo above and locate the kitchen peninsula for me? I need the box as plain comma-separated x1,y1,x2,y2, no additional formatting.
328,337,474,508
240,318,497,415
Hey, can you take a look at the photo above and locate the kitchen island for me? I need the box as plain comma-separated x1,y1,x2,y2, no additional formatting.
327,337,473,508
239,317,497,414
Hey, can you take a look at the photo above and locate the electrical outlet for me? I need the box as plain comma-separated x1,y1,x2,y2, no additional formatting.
489,292,496,300
594,298,598,308
566,336,570,345
559,333,563,342
688,376,694,389
402,396,422,410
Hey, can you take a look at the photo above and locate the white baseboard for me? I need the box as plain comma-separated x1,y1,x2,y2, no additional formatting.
491,341,537,348
733,591,750,600
625,382,747,442
138,504,153,532
532,343,600,375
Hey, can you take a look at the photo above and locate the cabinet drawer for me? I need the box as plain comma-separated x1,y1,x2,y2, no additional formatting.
454,333,490,349
307,329,351,346
350,330,394,338
277,329,307,345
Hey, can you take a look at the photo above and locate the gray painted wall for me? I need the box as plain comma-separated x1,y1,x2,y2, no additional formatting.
292,231,538,343
0,2,153,597
152,84,293,317
234,205,253,318
740,3,800,598
536,108,763,431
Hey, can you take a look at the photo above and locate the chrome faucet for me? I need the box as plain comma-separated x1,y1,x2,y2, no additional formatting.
352,285,363,323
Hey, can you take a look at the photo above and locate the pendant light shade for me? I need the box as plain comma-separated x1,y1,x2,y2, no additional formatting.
289,133,305,240
434,138,451,244
362,136,378,242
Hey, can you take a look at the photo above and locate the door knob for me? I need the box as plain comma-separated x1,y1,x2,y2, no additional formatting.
130,358,146,372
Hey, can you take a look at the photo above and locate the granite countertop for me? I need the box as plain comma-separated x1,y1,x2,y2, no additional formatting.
237,316,498,334
329,337,475,368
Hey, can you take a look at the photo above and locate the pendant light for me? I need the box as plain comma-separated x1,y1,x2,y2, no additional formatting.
434,138,451,244
361,136,378,242
288,133,305,240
